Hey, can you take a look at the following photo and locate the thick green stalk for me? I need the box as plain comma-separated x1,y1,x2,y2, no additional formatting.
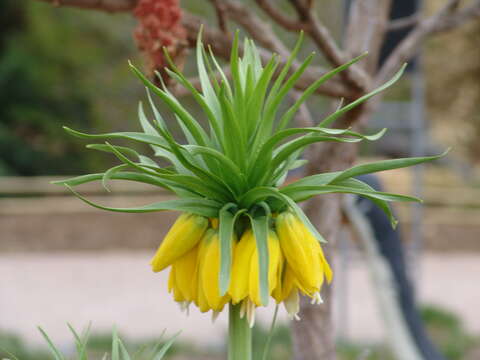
228,303,252,360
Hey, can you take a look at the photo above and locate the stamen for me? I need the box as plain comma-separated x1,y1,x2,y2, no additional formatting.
211,310,220,323
178,301,191,315
246,300,256,328
311,292,323,305
283,290,300,321
240,299,247,319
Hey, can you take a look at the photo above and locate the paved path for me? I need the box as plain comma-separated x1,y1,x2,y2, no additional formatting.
0,252,478,347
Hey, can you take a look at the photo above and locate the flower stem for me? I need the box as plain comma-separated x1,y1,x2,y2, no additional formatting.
228,303,252,360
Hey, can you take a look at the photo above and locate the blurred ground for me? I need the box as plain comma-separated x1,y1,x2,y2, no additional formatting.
0,251,478,348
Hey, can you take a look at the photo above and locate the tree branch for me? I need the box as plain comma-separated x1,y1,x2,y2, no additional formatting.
209,0,230,35
344,0,392,75
183,11,353,98
432,0,480,32
287,0,370,92
35,0,137,12
255,0,303,31
376,0,480,85
388,13,420,31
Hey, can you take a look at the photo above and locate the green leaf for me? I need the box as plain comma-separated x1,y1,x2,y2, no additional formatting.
247,212,270,306
138,101,161,137
265,31,304,106
152,331,181,360
282,172,340,189
111,327,120,360
318,64,407,128
63,126,170,151
255,127,386,167
67,323,91,360
239,186,283,209
118,339,132,360
239,186,320,241
187,145,246,192
245,56,279,136
269,135,361,175
163,66,221,141
258,53,315,144
153,124,237,199
277,52,368,130
65,185,221,217
0,347,20,360
219,204,245,296
38,327,65,360
282,184,421,203
337,178,398,227
328,149,449,184
129,61,210,147
87,143,141,159
52,171,175,193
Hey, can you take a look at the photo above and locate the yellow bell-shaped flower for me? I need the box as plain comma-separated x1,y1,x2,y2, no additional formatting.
168,244,199,303
229,229,283,306
151,212,208,272
197,229,231,312
275,212,332,297
248,230,283,306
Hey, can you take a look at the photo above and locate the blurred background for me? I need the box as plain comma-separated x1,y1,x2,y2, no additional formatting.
1,0,480,359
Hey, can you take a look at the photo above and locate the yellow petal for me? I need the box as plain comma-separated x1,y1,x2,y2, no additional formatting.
197,277,211,312
282,266,297,299
229,230,256,303
300,222,333,286
276,212,321,294
172,245,199,301
198,230,231,311
249,230,282,306
151,213,208,272
168,267,186,302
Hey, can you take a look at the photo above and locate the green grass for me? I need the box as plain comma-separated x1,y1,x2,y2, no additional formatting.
1,304,478,360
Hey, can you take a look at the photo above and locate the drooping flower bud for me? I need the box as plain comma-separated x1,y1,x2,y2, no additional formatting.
151,213,208,272
275,212,332,296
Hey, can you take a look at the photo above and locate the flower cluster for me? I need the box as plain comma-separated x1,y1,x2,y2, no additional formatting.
56,31,445,324
133,0,187,84
151,211,332,325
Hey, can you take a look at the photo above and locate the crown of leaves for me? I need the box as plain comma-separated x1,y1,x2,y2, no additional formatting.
54,31,445,305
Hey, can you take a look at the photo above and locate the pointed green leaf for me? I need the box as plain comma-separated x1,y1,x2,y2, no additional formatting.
277,52,368,130
328,149,449,184
38,327,65,360
319,64,407,128
65,185,221,217
219,204,246,295
153,331,181,360
247,212,270,306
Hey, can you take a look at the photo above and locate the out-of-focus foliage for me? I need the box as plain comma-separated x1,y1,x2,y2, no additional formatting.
425,0,480,165
2,304,479,360
0,0,141,176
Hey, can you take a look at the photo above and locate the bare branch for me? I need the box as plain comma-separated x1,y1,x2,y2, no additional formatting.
432,0,480,32
182,11,353,98
209,0,230,35
376,0,480,85
35,0,137,12
345,0,392,75
255,0,303,31
388,14,420,31
288,0,370,92
222,0,290,56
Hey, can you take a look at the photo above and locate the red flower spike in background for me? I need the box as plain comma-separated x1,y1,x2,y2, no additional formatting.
133,0,187,85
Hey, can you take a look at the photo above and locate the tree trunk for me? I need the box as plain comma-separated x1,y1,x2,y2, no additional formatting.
292,138,358,360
